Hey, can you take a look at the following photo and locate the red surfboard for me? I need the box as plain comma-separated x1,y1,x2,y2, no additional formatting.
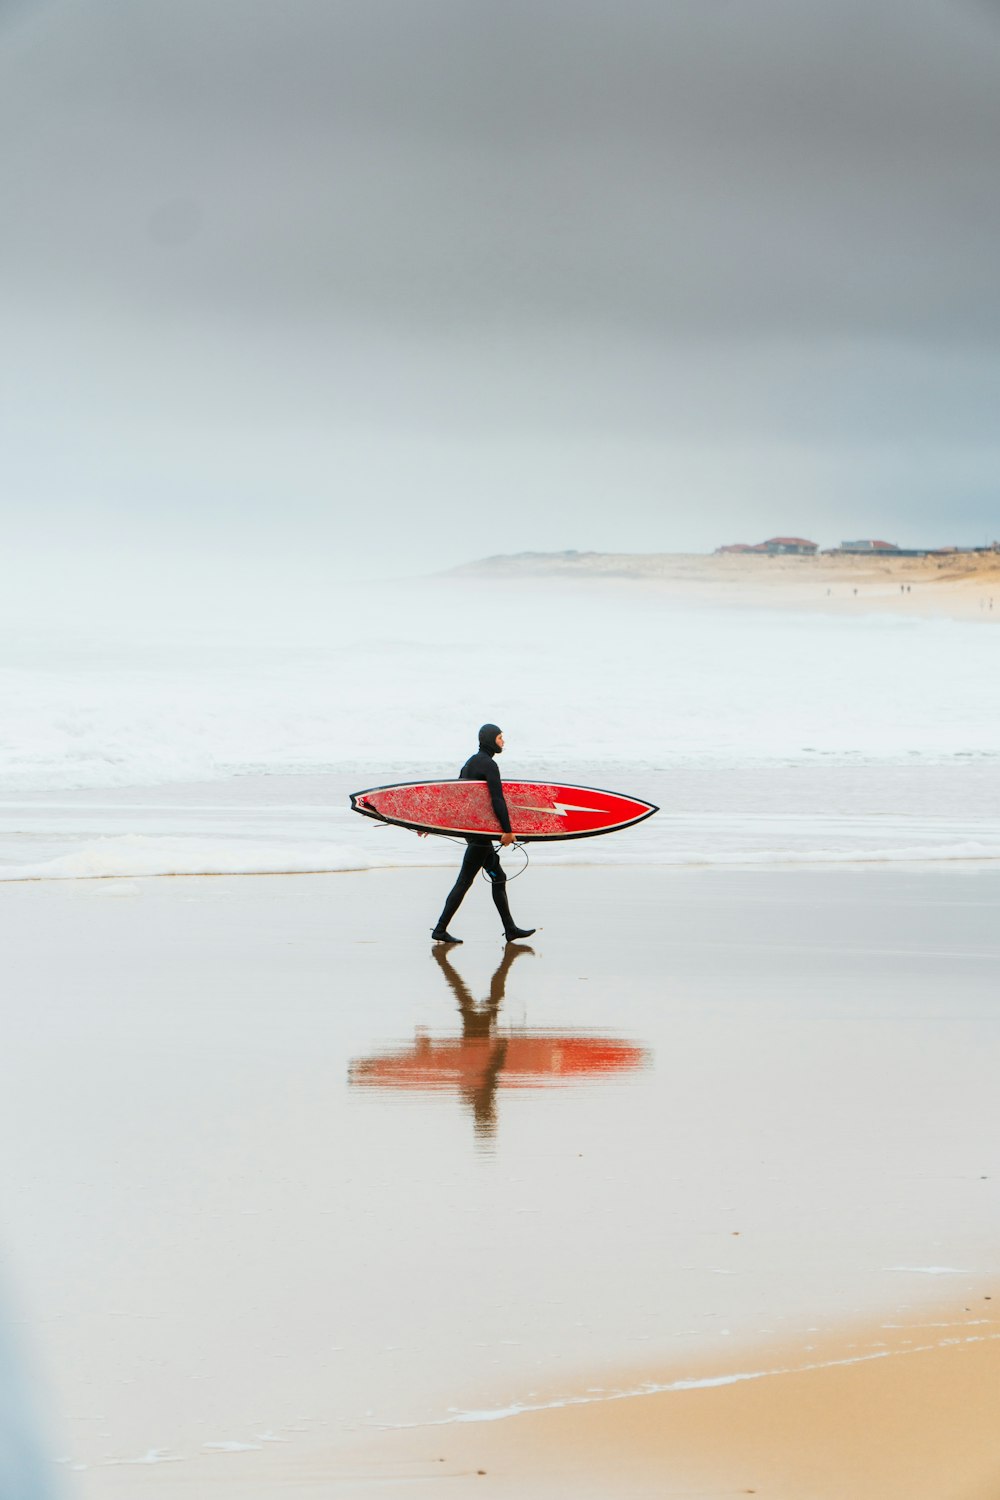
349,779,657,842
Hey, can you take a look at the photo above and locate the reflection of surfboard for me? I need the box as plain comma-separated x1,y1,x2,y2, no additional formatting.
349,1033,648,1091
350,780,657,841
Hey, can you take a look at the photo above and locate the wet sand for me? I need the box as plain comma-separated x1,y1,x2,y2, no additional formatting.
2,864,999,1497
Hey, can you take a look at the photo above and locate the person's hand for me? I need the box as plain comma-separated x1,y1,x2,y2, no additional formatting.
417,831,428,838
500,831,515,847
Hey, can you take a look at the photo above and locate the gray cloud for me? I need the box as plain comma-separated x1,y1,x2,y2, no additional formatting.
1,0,998,573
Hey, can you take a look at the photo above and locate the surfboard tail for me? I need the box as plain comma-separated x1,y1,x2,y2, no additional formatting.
350,791,385,822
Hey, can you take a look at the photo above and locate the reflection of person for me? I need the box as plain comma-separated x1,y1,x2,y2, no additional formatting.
431,723,535,945
431,941,534,1139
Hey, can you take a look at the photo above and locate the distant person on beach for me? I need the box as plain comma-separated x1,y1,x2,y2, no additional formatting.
430,723,535,945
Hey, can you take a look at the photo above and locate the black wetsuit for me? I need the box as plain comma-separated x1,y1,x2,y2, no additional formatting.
461,749,512,835
434,741,517,935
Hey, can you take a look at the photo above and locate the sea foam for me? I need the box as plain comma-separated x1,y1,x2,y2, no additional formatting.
3,582,999,877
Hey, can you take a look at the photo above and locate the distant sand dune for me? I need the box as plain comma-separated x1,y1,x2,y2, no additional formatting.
447,550,1000,621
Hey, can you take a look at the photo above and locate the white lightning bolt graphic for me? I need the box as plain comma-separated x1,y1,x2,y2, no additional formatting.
510,801,598,818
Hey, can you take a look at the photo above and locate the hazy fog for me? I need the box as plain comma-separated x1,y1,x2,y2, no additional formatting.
2,0,999,597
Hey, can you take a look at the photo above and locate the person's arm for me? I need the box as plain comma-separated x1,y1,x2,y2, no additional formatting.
484,757,513,838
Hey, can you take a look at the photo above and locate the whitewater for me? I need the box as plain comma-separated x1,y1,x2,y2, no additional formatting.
2,576,998,880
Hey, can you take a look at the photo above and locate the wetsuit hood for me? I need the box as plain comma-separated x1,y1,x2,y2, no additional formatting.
478,723,503,755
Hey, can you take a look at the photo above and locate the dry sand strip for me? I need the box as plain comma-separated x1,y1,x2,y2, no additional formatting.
341,1304,1000,1500
449,550,1000,621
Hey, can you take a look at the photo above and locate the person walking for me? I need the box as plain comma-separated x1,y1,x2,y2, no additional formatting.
431,723,535,945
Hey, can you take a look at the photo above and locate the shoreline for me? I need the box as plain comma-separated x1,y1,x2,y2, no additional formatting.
338,1294,1000,1499
448,550,1000,621
84,1284,1000,1497
5,848,1000,885
4,761,1000,884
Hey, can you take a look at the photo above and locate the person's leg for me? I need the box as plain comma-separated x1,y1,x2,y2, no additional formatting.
483,847,535,942
432,843,488,942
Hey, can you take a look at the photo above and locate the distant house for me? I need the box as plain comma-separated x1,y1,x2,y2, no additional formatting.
758,537,818,555
715,537,818,556
837,539,901,553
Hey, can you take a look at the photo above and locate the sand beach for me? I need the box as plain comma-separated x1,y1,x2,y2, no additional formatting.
4,861,1000,1498
3,539,999,1500
7,0,1000,1491
452,549,1000,622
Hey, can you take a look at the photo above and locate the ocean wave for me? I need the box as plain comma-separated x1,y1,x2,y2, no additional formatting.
5,597,1000,791
382,1328,1000,1431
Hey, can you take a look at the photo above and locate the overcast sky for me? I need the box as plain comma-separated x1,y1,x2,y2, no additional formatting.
2,0,999,582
